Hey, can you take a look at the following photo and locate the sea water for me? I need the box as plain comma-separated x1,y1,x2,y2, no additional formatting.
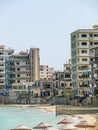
0,106,62,130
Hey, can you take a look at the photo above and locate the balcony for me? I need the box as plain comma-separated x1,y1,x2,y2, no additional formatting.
79,84,89,87
78,69,88,73
77,53,89,57
78,37,89,40
89,44,98,49
95,53,98,57
93,60,98,64
78,66,88,72
89,53,94,57
63,78,71,81
79,75,89,79
77,45,89,49
93,64,97,67
93,73,97,78
0,83,5,86
77,61,90,65
93,37,98,40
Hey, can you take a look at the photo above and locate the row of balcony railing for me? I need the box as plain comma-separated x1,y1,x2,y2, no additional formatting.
79,84,89,87
77,44,98,49
5,71,30,74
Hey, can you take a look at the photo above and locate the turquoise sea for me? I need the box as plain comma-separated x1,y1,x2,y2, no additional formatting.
0,106,62,130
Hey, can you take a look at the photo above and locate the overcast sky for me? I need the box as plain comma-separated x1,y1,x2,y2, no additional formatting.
0,0,98,70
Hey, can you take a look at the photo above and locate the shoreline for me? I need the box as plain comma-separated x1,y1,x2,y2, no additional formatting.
0,104,56,112
0,104,97,126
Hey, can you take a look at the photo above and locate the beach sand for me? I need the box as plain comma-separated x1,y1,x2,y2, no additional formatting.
0,104,97,129
0,104,56,112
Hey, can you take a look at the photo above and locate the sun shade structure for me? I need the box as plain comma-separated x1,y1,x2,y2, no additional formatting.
59,124,77,130
33,122,52,129
11,124,31,130
57,118,72,124
71,116,83,125
75,121,95,130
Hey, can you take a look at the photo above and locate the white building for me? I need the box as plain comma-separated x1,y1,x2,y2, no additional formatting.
89,45,98,95
0,45,14,88
71,25,98,96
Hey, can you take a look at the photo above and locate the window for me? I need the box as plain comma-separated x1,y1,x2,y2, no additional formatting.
82,50,87,53
17,68,20,71
81,34,87,37
61,83,64,86
81,42,87,45
0,52,3,55
16,62,19,65
94,42,98,45
82,58,87,61
95,70,98,74
70,83,72,86
0,64,3,66
0,58,3,61
65,74,70,78
17,80,20,83
61,74,64,78
94,34,98,37
17,74,20,77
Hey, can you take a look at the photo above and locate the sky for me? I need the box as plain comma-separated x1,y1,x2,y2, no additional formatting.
0,0,98,70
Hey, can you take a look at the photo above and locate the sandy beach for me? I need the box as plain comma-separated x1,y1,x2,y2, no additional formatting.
0,104,56,111
0,104,97,129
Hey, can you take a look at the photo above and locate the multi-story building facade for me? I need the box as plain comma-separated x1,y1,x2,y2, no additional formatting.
33,62,72,98
71,25,98,96
29,48,40,81
63,59,71,72
53,62,72,96
40,80,53,98
40,65,55,80
89,45,98,95
5,48,40,91
0,45,14,89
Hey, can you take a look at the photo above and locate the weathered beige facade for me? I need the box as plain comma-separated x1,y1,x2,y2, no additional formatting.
5,47,40,91
89,45,98,94
53,62,72,96
40,65,55,80
29,48,40,81
71,25,98,96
